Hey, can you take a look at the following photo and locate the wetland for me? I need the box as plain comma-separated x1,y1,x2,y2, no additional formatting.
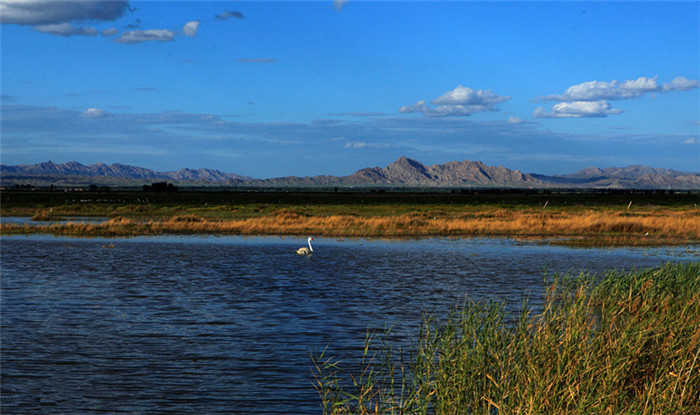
2,190,698,413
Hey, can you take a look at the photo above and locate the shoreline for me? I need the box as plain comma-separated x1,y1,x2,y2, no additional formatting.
3,191,698,247
2,208,698,247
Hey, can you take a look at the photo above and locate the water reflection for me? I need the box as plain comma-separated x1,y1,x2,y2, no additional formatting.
1,235,697,414
1,216,108,226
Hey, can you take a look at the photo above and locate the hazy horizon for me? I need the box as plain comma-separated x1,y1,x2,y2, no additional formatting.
2,1,698,178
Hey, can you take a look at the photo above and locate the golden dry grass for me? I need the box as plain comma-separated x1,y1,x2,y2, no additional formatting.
2,207,698,246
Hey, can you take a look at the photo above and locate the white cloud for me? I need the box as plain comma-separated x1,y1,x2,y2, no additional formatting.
432,85,510,107
34,22,97,36
398,100,428,114
542,76,699,104
682,138,697,144
101,27,119,37
334,0,349,11
81,108,109,118
344,142,367,149
183,20,200,37
537,76,699,120
114,29,176,44
507,116,523,124
399,85,510,117
430,104,491,117
542,77,659,102
343,141,392,149
663,77,700,92
0,0,129,26
533,100,622,118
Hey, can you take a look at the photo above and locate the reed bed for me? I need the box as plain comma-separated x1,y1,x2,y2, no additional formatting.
312,262,700,414
1,208,698,245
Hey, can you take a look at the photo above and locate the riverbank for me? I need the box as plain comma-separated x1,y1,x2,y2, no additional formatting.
2,191,698,246
313,262,700,414
2,209,698,246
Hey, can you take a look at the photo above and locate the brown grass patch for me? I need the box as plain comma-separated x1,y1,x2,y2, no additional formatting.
2,208,699,246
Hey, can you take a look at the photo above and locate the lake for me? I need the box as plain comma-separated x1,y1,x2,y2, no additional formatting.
1,235,697,414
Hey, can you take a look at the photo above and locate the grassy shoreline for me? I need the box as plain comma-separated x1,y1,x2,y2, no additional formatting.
2,191,698,246
313,262,700,414
2,209,698,246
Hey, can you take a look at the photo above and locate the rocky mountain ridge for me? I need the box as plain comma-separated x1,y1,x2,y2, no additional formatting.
2,158,699,189
341,157,545,187
1,160,252,184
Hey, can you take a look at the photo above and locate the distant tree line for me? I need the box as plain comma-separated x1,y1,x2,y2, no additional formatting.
143,182,178,192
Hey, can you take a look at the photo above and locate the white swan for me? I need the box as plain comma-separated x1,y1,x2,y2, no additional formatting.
296,237,314,255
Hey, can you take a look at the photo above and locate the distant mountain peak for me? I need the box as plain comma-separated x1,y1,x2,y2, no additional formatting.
0,161,253,184
391,156,421,165
385,156,431,180
1,159,698,189
343,157,544,187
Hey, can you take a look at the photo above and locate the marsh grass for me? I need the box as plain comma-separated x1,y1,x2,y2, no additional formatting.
30,210,59,221
2,208,698,246
312,263,700,414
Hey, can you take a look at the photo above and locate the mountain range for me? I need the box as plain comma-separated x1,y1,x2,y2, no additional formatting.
2,157,699,189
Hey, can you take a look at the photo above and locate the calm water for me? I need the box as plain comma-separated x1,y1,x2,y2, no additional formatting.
1,216,108,226
1,235,697,414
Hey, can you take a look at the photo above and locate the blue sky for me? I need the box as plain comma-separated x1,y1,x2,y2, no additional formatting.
1,1,698,178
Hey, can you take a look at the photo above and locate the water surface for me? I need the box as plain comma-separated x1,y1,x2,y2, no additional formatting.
1,216,108,226
1,235,697,414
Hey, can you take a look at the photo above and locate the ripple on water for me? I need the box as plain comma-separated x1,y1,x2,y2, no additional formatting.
1,235,697,414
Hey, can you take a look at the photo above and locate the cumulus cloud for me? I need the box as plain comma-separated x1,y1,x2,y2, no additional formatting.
81,108,109,118
215,10,244,20
182,20,200,37
533,100,622,118
399,85,510,117
114,29,176,44
398,100,428,114
0,0,129,26
662,76,700,92
33,22,97,36
541,77,660,102
433,85,510,106
537,76,699,119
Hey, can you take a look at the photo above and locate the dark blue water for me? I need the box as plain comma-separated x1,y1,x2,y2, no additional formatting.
1,216,108,226
1,235,697,414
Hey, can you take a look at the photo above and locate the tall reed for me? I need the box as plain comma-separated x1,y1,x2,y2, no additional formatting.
312,262,700,414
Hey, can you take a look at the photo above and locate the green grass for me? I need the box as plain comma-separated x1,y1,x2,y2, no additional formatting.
3,191,698,246
3,190,699,219
312,262,700,414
